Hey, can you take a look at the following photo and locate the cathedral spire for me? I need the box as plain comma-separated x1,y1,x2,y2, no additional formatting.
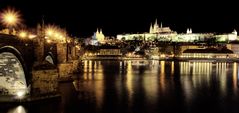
96,28,99,34
150,23,153,33
154,19,158,27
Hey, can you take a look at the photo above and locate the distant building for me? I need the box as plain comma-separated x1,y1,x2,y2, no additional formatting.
149,19,175,34
90,28,105,45
98,45,122,56
117,19,238,42
227,43,239,57
182,48,235,58
94,28,105,43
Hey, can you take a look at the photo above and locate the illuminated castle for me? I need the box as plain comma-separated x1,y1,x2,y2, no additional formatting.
149,19,175,34
117,19,238,42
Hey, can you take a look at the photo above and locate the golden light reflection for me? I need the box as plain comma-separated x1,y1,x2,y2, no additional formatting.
83,60,88,72
180,62,228,96
94,62,104,108
83,60,104,80
233,62,237,94
7,105,26,113
143,72,158,104
179,61,216,102
217,62,227,96
81,60,104,108
126,60,133,106
160,61,165,75
171,61,174,75
89,60,92,71
160,61,165,92
150,60,159,73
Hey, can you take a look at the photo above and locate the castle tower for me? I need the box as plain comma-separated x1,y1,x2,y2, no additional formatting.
233,29,237,35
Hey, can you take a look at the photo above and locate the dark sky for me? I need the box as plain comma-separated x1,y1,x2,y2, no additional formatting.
0,0,238,37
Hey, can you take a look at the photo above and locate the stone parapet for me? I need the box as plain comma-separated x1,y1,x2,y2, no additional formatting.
58,62,73,80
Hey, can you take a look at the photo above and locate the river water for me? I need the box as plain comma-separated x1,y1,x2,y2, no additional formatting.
2,60,239,113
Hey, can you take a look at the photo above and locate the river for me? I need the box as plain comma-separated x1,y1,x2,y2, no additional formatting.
2,60,239,113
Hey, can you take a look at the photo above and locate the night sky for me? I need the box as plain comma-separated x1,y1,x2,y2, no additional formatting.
0,0,238,37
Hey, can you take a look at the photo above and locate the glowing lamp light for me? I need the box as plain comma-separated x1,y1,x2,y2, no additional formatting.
46,29,54,36
16,91,25,98
47,39,52,43
67,39,71,43
1,8,21,27
75,45,80,49
19,31,27,38
54,33,59,38
28,34,36,39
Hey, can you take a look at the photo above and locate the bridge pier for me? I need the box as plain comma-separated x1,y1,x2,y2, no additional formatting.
31,69,58,96
30,35,60,97
57,43,81,81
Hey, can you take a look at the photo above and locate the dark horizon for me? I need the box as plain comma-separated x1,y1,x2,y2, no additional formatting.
0,0,238,37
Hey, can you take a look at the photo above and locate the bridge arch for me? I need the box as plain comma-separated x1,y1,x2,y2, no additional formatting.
0,46,30,96
45,52,56,65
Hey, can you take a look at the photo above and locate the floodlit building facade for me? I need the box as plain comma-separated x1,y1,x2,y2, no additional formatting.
90,28,105,45
117,19,238,42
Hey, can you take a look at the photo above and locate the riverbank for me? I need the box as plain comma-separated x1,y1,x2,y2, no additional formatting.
82,56,239,62
0,93,61,104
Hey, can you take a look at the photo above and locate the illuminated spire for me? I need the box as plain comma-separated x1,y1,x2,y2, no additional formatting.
160,22,162,28
154,19,158,27
96,28,99,34
150,23,153,33
233,29,237,35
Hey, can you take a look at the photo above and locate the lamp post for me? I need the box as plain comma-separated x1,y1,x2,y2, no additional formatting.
65,36,69,62
18,31,27,39
1,8,21,34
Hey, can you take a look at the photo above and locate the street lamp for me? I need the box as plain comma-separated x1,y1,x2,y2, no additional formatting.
0,8,21,34
18,31,27,38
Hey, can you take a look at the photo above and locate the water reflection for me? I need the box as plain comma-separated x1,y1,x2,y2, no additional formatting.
7,105,26,113
76,60,239,113
3,60,239,113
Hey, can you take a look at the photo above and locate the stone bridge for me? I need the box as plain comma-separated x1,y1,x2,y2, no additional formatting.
0,34,81,101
